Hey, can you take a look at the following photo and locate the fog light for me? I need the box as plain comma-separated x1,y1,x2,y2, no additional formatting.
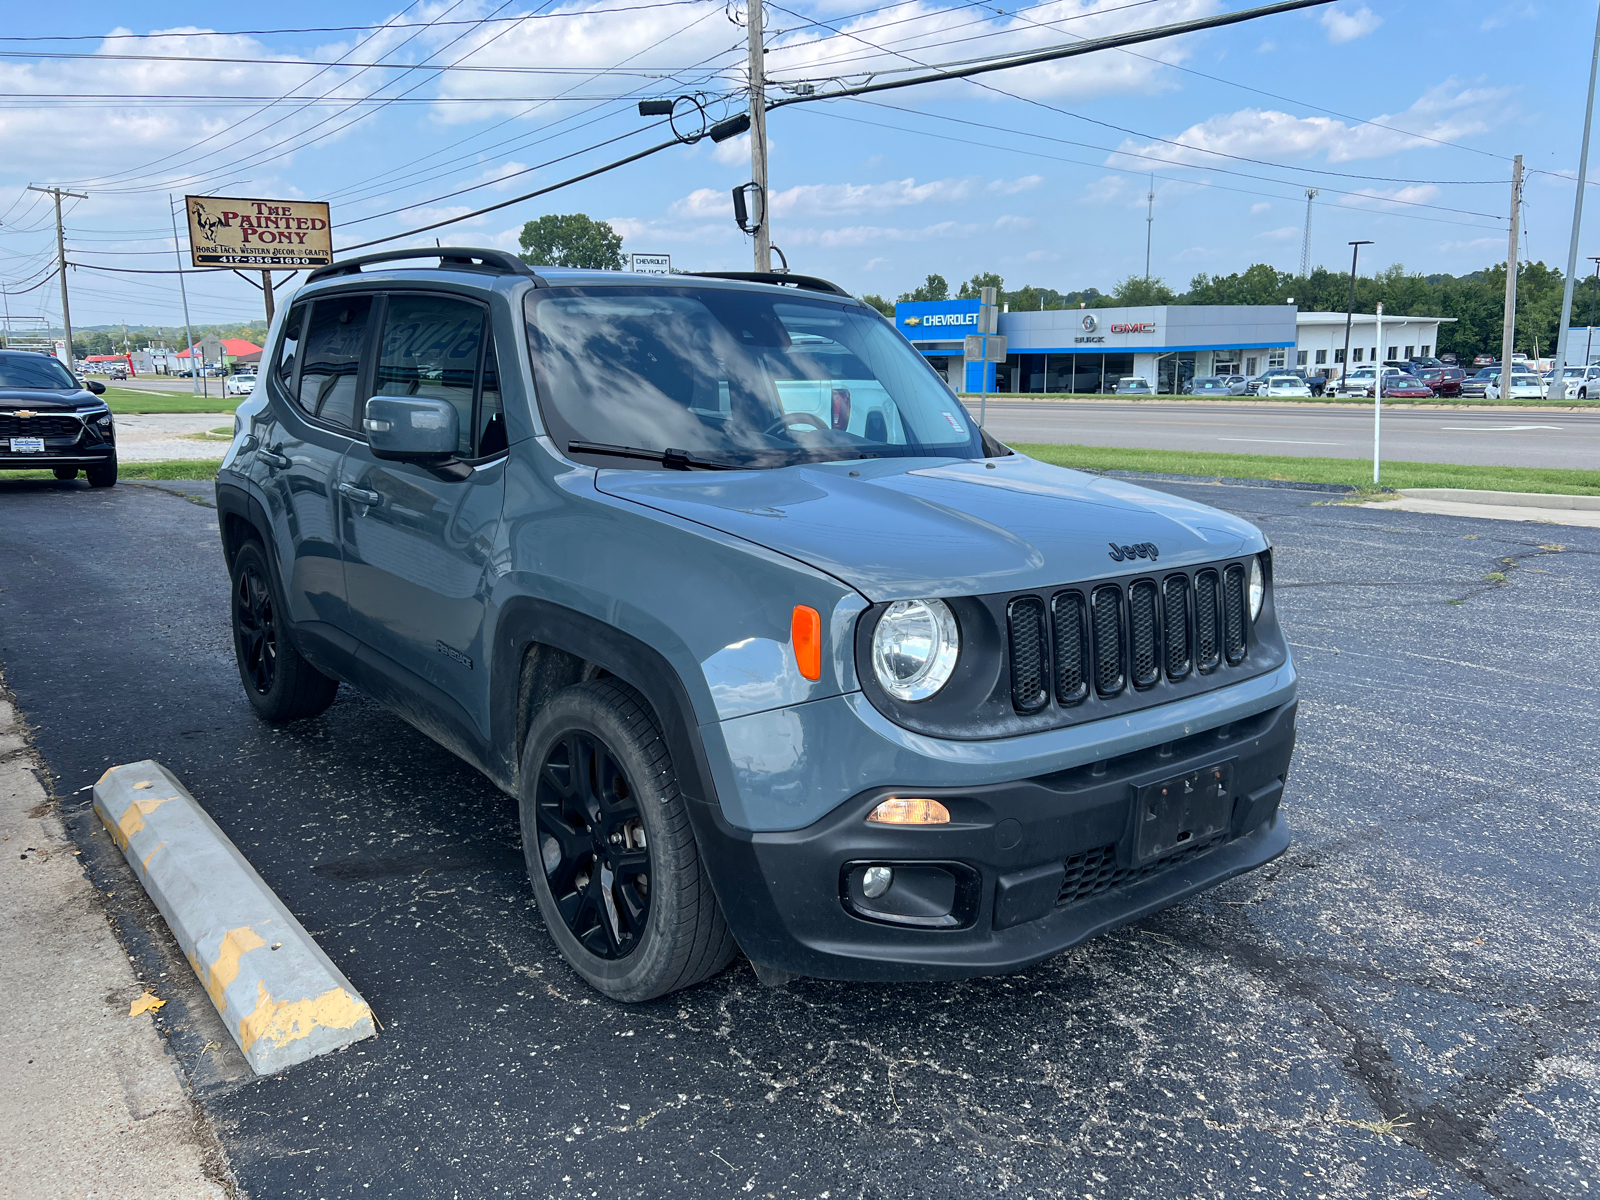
861,865,893,898
867,797,950,825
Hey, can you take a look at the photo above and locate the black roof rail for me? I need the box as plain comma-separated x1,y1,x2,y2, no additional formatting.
305,247,542,285
683,271,852,298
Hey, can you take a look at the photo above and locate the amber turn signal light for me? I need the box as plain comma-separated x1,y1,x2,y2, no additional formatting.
866,797,951,825
791,605,822,681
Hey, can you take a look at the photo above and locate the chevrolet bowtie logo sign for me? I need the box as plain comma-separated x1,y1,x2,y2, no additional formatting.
903,316,922,326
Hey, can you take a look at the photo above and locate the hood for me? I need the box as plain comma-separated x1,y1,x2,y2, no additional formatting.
594,454,1264,602
0,388,92,410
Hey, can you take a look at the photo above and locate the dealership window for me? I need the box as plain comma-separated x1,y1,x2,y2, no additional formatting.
1103,352,1134,390
1421,344,1431,357
1296,350,1308,366
1334,349,1345,363
1315,349,1328,364
1268,350,1286,369
1045,355,1075,393
1215,358,1238,375
993,358,1014,392
1371,347,1378,361
1404,345,1414,359
1019,353,1046,393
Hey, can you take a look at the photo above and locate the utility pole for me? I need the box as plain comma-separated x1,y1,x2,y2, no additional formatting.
747,0,771,272
27,184,88,371
1341,240,1372,385
262,271,276,325
1588,257,1600,367
1500,154,1524,380
1550,5,1599,397
1300,188,1320,278
1144,174,1154,278
1373,301,1384,483
170,195,200,397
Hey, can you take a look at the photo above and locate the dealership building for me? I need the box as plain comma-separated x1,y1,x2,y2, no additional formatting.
892,298,1448,392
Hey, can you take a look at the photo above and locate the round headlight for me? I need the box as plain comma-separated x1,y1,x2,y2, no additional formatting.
1249,555,1265,621
871,599,960,701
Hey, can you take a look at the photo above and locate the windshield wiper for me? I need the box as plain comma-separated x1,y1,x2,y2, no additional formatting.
566,440,746,471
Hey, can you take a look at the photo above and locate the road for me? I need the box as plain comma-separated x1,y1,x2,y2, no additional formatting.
1,474,1597,1199
978,400,1600,470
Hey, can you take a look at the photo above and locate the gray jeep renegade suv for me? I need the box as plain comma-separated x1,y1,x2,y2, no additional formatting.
216,248,1297,1002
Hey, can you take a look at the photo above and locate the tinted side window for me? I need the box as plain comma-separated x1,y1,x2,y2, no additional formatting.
274,302,307,393
299,295,373,430
477,332,506,457
374,294,483,456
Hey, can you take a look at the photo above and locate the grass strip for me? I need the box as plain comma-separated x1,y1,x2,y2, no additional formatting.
1013,442,1600,497
103,387,240,414
1,459,223,482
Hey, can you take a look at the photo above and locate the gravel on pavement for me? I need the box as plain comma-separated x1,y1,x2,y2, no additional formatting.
0,472,1595,1200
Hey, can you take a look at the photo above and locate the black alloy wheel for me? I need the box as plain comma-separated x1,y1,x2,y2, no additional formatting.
535,730,652,960
234,562,278,695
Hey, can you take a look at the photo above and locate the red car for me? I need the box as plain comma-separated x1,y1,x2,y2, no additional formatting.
1412,366,1464,396
1383,374,1435,399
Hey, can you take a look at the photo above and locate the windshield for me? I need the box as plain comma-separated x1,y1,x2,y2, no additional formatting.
0,353,79,390
523,287,983,469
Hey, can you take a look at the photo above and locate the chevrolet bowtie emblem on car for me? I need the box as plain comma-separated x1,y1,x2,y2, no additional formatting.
1108,541,1159,562
15,410,36,418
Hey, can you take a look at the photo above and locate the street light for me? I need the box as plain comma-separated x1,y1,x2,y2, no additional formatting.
1341,240,1373,387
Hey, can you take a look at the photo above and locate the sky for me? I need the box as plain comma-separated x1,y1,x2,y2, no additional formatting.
0,0,1594,330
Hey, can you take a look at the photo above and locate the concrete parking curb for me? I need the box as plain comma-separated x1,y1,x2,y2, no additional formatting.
1400,487,1600,511
93,760,375,1075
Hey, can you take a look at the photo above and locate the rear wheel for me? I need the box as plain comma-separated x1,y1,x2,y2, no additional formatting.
520,680,735,1002
229,539,338,722
86,457,117,488
52,467,78,481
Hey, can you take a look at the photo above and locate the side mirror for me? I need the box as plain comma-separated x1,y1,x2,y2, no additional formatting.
363,396,459,461
86,380,106,395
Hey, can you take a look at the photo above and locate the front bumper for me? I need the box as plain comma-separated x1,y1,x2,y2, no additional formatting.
689,698,1296,981
0,445,116,471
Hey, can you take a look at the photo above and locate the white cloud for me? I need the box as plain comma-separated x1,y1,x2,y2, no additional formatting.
1251,202,1272,214
1320,3,1383,43
1440,236,1504,252
1104,79,1511,169
1339,184,1442,210
779,216,1028,248
672,174,1038,219
713,134,752,167
1481,3,1540,31
1256,40,1276,53
1256,226,1300,241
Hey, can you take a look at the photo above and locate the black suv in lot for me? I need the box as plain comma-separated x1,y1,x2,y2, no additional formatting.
0,351,118,485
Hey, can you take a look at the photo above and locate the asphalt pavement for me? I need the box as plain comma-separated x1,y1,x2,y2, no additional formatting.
978,400,1600,469
0,473,1596,1200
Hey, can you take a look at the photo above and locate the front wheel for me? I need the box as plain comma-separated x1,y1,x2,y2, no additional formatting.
520,680,735,1002
86,457,117,488
229,539,338,722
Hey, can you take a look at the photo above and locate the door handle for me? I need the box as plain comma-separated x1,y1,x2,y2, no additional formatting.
260,446,292,470
338,482,381,507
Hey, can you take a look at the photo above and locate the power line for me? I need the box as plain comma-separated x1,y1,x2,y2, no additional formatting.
0,4,712,41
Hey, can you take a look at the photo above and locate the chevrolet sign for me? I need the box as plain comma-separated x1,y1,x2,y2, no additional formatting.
903,312,978,328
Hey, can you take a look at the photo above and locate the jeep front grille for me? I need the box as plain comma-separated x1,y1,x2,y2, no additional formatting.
1006,556,1257,716
1056,836,1226,907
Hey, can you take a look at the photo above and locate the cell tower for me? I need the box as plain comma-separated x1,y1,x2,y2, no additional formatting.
1299,188,1320,278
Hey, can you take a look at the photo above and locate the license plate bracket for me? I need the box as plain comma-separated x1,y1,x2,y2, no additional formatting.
9,437,45,454
1132,761,1235,863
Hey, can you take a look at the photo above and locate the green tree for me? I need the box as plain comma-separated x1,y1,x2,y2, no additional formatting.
858,293,894,317
957,271,1004,299
1103,275,1177,306
517,213,624,270
897,273,949,303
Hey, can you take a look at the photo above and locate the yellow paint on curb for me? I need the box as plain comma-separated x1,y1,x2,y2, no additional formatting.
237,980,372,1056
102,795,175,850
189,925,267,1011
141,841,168,872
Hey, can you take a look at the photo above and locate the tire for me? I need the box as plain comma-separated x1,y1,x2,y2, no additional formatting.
520,679,735,1002
53,467,78,481
86,457,117,488
229,538,339,722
